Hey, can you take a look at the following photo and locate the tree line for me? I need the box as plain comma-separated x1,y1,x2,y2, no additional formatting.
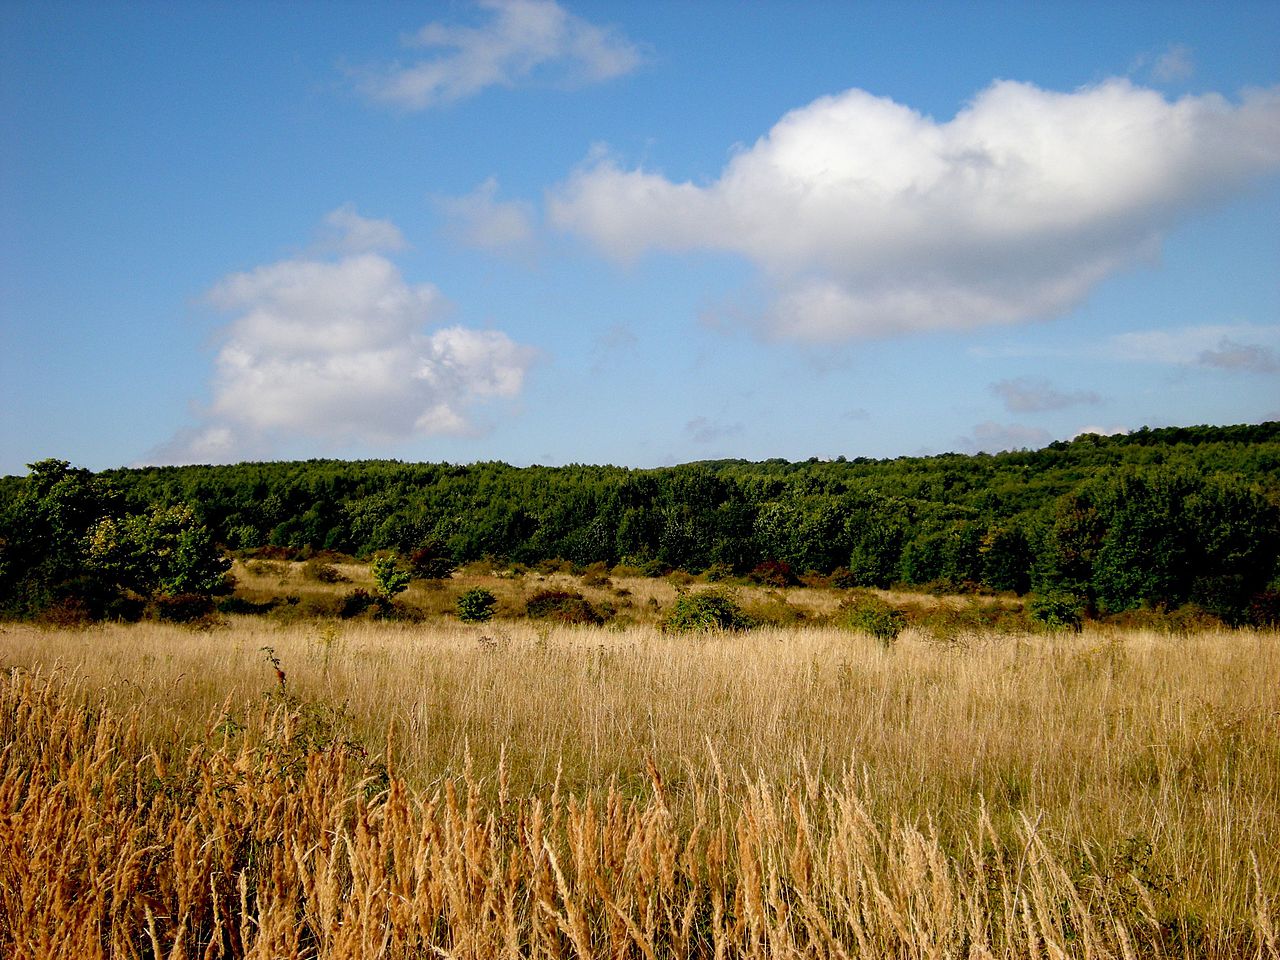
2,422,1278,623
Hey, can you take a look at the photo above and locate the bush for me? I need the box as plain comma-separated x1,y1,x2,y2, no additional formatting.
1029,590,1085,632
745,593,805,627
907,597,1030,640
1248,589,1280,628
245,559,289,580
217,596,279,615
748,560,798,588
665,590,754,632
302,558,348,584
836,592,906,646
579,562,612,588
702,562,737,583
408,544,456,581
525,589,602,625
339,589,376,619
152,592,217,624
457,588,497,623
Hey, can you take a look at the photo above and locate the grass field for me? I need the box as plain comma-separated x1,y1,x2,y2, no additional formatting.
1,580,1278,957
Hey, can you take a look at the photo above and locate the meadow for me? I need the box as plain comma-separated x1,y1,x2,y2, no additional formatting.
1,566,1277,957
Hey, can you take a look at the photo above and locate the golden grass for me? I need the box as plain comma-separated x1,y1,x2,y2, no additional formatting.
1,617,1277,957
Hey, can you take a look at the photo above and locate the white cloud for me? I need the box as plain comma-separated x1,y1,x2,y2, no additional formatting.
962,421,1052,454
550,79,1280,341
1106,323,1280,367
991,377,1101,413
435,178,537,253
155,210,536,464
319,203,406,254
362,0,642,110
1073,424,1130,439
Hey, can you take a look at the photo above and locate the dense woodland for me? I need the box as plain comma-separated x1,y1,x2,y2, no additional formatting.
2,422,1279,623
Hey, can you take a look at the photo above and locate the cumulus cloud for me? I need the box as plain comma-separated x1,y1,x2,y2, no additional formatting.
154,209,536,464
550,79,1280,341
962,421,1052,454
436,178,537,253
991,377,1100,412
361,0,642,109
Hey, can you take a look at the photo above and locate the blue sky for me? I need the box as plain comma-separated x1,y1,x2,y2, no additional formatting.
2,0,1278,474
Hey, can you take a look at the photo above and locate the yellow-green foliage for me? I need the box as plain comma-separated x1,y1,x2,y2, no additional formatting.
1,620,1278,957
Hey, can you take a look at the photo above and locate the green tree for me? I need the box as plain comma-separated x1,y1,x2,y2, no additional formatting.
371,556,411,600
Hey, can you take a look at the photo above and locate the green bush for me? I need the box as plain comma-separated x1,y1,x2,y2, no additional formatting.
1028,590,1085,632
457,587,497,623
525,589,602,625
665,590,753,632
836,592,906,646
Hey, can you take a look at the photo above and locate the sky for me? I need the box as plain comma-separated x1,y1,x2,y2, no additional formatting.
2,0,1278,475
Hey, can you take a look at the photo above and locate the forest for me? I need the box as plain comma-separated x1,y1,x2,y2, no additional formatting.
2,421,1278,625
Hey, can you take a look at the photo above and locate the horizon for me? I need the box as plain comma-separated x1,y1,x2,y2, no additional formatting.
3,2,1278,475
7,417,1273,480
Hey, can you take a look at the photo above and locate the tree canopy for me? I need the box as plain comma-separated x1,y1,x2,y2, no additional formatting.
2,423,1278,623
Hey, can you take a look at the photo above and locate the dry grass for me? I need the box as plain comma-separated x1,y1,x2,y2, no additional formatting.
1,616,1277,957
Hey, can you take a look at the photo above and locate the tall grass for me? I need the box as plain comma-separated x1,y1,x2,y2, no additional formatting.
1,619,1277,957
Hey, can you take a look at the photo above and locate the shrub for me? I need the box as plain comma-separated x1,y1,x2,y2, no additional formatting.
702,562,737,583
828,567,861,589
302,558,348,584
408,544,456,581
837,592,906,646
745,594,805,627
457,588,497,623
525,589,603,625
245,559,289,580
152,592,217,624
748,560,798,588
579,562,612,588
1029,590,1085,632
1248,589,1280,628
665,590,754,632
908,597,1031,640
339,589,376,619
217,596,279,615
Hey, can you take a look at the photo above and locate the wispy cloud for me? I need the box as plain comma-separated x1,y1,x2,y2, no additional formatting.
316,203,406,255
991,377,1100,413
1107,324,1280,369
551,79,1280,342
686,416,743,445
1197,338,1279,373
435,177,537,255
961,421,1052,454
151,208,536,464
1153,43,1195,83
360,0,642,110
